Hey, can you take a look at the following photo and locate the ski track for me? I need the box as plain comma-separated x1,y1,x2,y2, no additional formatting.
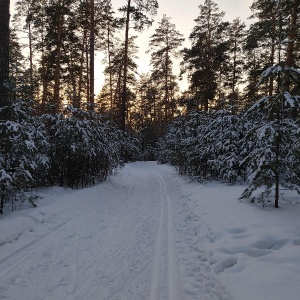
148,173,182,300
0,162,230,300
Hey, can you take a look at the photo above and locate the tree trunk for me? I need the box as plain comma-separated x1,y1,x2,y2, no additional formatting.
40,8,47,114
107,25,113,120
0,194,4,215
274,100,280,209
115,66,122,122
89,0,95,109
0,0,10,110
284,0,299,92
86,38,90,104
268,14,277,97
77,29,87,108
286,0,299,68
164,47,169,129
121,0,131,131
41,56,48,114
53,0,63,114
28,21,34,99
63,44,77,107
231,40,237,95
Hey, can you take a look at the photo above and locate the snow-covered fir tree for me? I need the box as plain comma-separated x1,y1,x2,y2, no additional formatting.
0,100,48,213
240,65,300,208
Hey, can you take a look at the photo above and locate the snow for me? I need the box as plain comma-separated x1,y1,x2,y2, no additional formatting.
0,162,300,300
0,169,12,182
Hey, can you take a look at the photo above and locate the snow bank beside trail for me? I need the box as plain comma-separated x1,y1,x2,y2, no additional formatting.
0,186,87,251
172,175,300,300
0,217,36,246
1,162,300,300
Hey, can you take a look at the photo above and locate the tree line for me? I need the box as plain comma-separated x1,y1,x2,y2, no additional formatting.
0,0,300,211
4,0,298,130
158,0,300,208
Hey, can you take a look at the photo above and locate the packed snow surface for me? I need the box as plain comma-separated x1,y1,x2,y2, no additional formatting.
0,162,300,300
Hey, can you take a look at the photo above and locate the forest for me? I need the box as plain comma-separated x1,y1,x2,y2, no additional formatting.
0,0,300,213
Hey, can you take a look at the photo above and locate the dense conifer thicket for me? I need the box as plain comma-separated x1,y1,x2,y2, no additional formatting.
0,0,300,211
0,98,138,213
158,0,300,208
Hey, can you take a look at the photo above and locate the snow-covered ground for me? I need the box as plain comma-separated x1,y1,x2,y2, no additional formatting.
0,162,300,300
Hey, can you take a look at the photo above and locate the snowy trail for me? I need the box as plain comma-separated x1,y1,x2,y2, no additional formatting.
0,162,228,300
149,174,182,300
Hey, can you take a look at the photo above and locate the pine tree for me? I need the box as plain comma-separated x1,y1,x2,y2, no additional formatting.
100,36,139,125
13,0,35,95
96,0,118,116
148,15,184,129
181,0,229,111
118,0,158,131
224,18,246,112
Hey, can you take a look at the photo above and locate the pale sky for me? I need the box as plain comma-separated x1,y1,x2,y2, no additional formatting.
10,0,254,92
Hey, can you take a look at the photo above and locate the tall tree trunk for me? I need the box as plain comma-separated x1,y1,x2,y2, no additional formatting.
274,41,283,209
86,38,90,104
268,43,275,96
28,21,34,99
275,98,280,209
0,0,10,213
284,0,299,92
77,29,87,108
40,7,47,114
0,0,10,110
89,0,95,109
268,14,276,96
230,40,238,113
115,66,122,122
53,0,63,114
107,25,113,120
231,40,237,95
63,43,77,106
286,0,299,67
41,57,47,114
121,0,131,131
164,54,169,129
204,76,209,112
